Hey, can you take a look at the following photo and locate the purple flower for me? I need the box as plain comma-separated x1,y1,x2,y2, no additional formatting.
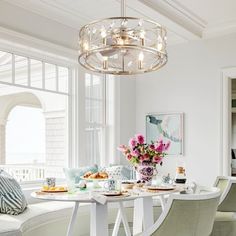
135,134,145,144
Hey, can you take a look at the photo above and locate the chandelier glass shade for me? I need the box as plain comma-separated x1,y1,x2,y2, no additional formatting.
78,1,167,75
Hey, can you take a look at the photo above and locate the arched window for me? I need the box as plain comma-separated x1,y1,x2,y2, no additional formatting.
6,106,46,165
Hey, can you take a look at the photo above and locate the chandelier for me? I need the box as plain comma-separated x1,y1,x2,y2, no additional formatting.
78,0,167,75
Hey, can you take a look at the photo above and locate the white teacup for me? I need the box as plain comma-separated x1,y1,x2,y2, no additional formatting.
104,179,116,191
46,177,56,187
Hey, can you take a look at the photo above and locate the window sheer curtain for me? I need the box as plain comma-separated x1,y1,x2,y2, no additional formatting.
84,73,118,167
85,74,105,166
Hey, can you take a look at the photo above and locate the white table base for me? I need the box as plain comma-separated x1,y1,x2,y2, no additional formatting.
112,202,131,236
67,202,79,236
90,203,109,236
133,197,154,235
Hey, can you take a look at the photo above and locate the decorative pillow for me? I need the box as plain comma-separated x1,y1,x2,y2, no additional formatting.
64,165,98,184
0,169,27,215
100,165,134,180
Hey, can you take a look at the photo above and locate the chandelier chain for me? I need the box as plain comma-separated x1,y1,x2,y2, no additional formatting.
121,0,126,17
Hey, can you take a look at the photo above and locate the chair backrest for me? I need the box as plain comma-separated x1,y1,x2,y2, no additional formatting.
214,176,236,212
141,187,221,236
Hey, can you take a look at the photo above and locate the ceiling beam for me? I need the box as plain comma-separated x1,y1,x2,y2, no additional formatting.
125,0,206,40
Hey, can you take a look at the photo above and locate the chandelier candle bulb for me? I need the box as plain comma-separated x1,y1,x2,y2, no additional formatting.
138,52,144,69
141,37,145,46
83,42,89,51
138,61,142,70
102,37,107,45
103,57,108,70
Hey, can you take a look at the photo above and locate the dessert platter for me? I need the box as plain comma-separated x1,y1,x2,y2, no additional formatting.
81,171,109,181
81,171,109,188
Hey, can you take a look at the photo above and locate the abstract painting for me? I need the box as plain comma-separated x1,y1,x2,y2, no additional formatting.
146,113,184,155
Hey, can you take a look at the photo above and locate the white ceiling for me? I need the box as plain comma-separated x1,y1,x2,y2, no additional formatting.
177,0,236,25
3,0,236,46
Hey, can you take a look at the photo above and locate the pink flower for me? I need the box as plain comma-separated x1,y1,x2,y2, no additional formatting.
127,154,132,160
140,155,145,162
141,153,150,162
153,156,162,164
164,141,171,151
131,149,140,157
129,138,137,148
149,144,155,150
155,139,166,153
136,134,145,144
155,142,164,153
117,144,126,152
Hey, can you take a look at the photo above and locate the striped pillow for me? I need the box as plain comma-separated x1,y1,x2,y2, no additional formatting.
0,169,27,215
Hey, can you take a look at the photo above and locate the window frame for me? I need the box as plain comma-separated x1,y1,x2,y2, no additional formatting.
0,28,121,187
0,44,76,186
85,73,106,166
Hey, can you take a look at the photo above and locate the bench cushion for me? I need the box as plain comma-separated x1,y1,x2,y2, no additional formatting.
0,201,74,236
0,170,27,215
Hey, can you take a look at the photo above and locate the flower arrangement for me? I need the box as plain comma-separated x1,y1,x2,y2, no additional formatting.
118,134,170,167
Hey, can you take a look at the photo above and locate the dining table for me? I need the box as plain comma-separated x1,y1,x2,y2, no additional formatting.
31,184,182,236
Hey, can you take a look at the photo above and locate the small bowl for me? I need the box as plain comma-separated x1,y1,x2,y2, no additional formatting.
121,182,135,190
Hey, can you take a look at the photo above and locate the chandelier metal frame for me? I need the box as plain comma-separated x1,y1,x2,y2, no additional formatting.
78,0,168,75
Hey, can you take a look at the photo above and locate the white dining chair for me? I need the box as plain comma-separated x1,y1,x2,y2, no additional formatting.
210,176,236,236
134,187,221,236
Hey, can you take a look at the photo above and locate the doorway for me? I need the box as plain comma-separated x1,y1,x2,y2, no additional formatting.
231,80,236,176
221,68,236,176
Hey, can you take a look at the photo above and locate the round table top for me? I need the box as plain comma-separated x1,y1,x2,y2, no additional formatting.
31,186,182,203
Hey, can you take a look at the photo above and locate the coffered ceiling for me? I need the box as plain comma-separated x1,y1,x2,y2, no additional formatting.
3,0,236,46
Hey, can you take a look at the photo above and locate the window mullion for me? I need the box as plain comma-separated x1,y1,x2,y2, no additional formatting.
28,58,31,87
12,54,15,84
42,62,45,89
56,65,59,92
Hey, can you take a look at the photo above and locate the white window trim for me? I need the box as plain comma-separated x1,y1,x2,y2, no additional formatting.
0,26,122,186
0,27,80,186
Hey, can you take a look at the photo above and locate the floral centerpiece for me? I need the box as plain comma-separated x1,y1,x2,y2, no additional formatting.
118,134,170,184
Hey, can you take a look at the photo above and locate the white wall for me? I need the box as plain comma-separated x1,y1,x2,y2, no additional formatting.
119,77,136,166
136,33,236,186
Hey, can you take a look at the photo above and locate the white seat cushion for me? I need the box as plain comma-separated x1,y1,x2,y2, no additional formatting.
0,201,74,236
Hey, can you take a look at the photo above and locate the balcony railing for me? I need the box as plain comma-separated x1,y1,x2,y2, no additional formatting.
0,164,64,182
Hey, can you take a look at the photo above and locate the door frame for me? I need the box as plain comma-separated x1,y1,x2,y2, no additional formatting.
221,67,236,176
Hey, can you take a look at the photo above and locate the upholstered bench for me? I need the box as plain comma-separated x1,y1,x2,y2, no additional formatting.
0,201,75,236
0,199,162,236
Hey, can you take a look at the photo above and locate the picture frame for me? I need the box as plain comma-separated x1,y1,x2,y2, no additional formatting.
146,112,184,156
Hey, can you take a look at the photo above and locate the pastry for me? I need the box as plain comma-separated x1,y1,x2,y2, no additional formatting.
83,171,93,178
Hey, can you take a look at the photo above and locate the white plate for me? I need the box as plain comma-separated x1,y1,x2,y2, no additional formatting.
147,186,175,191
101,191,122,196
